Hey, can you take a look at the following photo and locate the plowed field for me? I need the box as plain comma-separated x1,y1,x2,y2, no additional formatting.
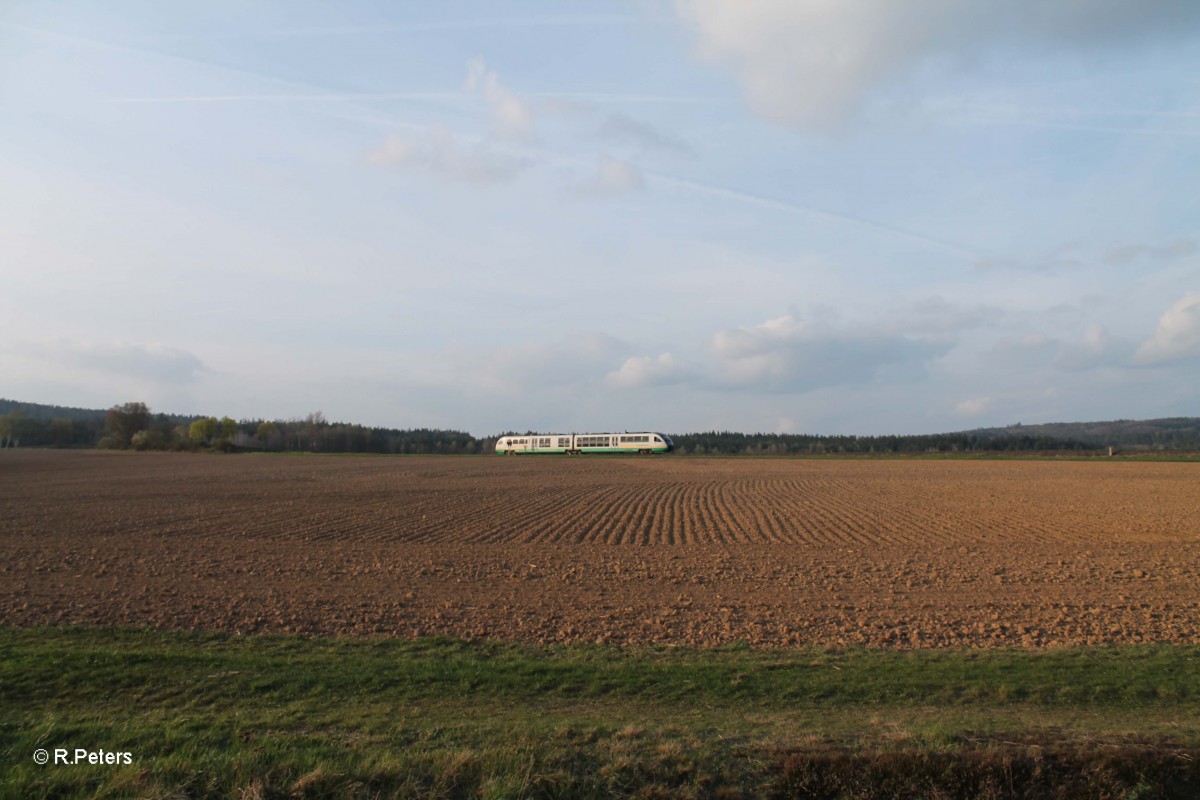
3,450,1198,647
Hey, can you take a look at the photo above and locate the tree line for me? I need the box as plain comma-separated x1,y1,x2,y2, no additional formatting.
0,402,491,454
967,418,1200,450
5,398,1199,455
668,430,1095,455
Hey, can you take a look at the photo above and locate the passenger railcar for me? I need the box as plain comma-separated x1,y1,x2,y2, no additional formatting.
495,432,673,455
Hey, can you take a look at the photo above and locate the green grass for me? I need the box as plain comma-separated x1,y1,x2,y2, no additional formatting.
3,628,1199,798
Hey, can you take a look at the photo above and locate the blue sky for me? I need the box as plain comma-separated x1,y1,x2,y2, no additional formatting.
2,1,1198,436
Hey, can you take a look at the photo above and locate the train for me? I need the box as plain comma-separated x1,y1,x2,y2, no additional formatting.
495,432,674,455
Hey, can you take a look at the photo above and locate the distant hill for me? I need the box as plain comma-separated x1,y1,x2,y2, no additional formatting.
0,398,107,421
0,398,200,426
964,418,1200,450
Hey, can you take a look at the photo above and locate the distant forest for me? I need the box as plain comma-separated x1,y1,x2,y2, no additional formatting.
0,400,488,454
2,398,1199,454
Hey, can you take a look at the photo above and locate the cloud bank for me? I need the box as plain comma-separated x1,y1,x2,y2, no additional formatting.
607,352,691,388
675,0,1200,133
709,315,948,392
1136,292,1200,365
364,126,529,183
26,340,207,383
465,58,534,140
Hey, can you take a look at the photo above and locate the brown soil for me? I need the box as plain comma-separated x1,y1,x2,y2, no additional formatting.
2,450,1198,648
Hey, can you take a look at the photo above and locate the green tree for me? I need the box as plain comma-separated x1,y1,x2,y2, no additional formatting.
48,418,75,447
188,417,219,444
103,402,150,449
256,421,280,450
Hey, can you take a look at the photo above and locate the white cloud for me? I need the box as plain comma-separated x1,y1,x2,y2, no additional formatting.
955,397,992,417
364,126,529,183
577,155,644,196
465,58,534,140
674,0,1200,133
1104,239,1196,267
420,333,630,396
1135,292,1200,365
709,314,948,392
598,112,691,154
364,133,420,166
362,60,539,184
1054,324,1127,372
23,339,207,383
972,242,1085,274
607,352,691,388
974,239,1197,274
882,296,1002,336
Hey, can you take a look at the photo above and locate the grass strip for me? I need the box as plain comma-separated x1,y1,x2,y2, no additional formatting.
2,627,1199,799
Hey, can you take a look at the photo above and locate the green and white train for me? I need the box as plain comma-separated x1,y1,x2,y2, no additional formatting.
496,432,674,455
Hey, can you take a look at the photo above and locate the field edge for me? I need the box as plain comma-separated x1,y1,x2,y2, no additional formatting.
4,626,1200,799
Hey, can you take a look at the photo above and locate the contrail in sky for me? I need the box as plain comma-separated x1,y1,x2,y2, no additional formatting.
108,92,722,105
108,92,465,104
3,21,985,259
0,21,326,94
251,15,639,38
646,172,987,260
974,119,1200,138
932,101,1200,137
130,15,640,42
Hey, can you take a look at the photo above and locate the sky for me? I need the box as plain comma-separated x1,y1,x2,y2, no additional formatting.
2,1,1198,437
